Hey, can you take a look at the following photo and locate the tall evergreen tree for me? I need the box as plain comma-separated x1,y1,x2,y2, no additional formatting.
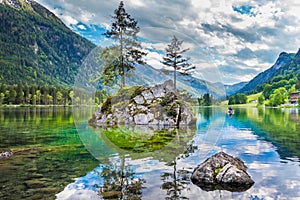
8,86,17,104
162,36,194,90
24,85,30,104
51,87,58,105
203,93,213,106
16,83,24,104
0,84,6,94
102,1,147,87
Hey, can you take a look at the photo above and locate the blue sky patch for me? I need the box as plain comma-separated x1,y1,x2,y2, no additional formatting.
70,23,107,45
232,5,256,17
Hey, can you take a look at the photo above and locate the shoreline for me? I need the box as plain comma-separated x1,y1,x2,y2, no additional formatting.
0,104,97,108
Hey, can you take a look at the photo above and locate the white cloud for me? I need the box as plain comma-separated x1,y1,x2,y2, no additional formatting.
77,24,86,30
144,50,163,70
36,0,300,84
62,15,78,26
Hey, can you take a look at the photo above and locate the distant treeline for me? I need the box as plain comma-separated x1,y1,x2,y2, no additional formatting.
228,93,248,105
197,93,214,106
0,84,106,106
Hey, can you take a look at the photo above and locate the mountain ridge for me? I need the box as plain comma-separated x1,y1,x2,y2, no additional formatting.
0,0,96,86
237,51,295,94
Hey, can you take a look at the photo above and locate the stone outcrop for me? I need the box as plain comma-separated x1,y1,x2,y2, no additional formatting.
191,152,254,192
90,80,196,127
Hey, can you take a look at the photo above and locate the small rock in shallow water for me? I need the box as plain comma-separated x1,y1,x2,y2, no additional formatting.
191,152,254,192
0,150,13,159
25,180,46,188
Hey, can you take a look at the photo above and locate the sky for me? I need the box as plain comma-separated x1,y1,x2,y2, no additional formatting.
36,0,300,84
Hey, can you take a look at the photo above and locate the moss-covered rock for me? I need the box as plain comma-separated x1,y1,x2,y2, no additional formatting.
90,80,196,127
191,152,254,192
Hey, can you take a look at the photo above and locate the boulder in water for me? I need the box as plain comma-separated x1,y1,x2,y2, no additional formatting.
191,152,254,192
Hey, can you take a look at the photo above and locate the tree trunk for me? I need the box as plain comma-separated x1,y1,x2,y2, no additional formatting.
120,31,126,88
174,68,176,90
121,56,125,87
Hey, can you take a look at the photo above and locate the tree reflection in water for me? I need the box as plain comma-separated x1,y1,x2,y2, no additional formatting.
98,156,145,199
94,126,196,199
161,160,190,200
161,139,199,199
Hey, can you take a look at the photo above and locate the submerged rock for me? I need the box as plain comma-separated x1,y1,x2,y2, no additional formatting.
90,80,196,127
0,150,13,159
191,152,254,192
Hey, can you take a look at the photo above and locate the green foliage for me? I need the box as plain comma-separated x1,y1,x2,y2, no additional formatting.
161,92,177,107
268,87,286,107
198,93,213,106
99,46,122,86
8,86,17,104
270,75,284,83
0,93,4,105
296,72,300,90
95,90,109,105
203,93,213,106
162,36,194,90
258,95,265,105
106,85,144,107
132,86,144,97
0,84,107,106
0,2,95,86
214,167,222,176
263,84,272,99
166,103,179,119
166,108,177,118
228,96,235,105
228,93,247,105
101,96,112,115
272,80,289,89
100,1,147,87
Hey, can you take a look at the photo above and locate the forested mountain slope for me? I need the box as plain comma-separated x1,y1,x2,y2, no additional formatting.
0,0,96,86
237,52,295,94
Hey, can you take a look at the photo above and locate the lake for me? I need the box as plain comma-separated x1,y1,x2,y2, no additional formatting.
0,107,299,200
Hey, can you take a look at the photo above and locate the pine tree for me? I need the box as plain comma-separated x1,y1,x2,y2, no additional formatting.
102,1,147,87
162,36,194,90
51,87,58,105
56,91,63,105
16,83,24,104
8,86,17,104
203,93,213,106
0,84,6,94
24,85,30,104
0,93,5,105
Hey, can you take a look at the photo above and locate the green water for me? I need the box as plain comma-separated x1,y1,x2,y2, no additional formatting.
0,107,300,199
0,107,99,200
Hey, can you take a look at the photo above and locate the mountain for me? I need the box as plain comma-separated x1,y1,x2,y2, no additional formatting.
223,82,248,96
133,64,228,99
0,0,96,86
274,49,300,79
237,52,295,94
78,53,227,100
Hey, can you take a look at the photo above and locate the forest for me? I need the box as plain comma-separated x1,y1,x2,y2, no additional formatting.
0,84,106,106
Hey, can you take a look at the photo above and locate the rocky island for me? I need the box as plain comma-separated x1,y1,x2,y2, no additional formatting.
89,80,197,127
